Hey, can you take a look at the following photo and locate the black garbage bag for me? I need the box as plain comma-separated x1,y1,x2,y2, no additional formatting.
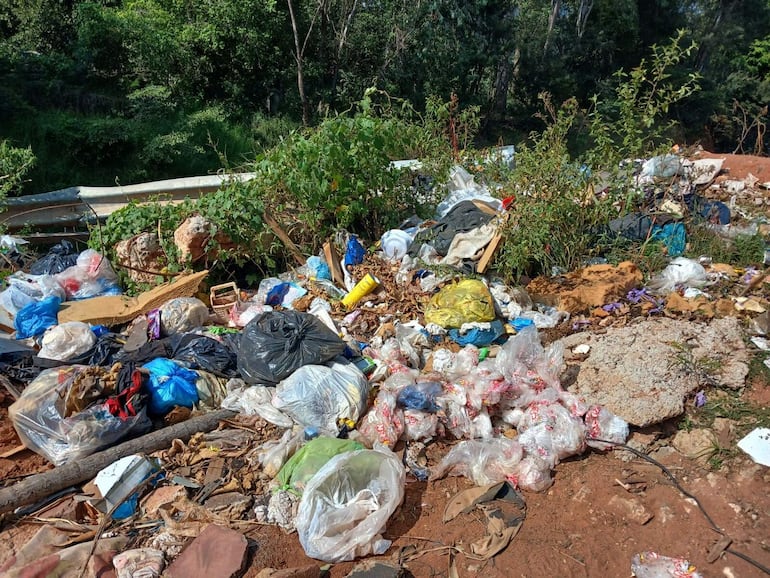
169,333,239,378
237,310,347,385
29,240,79,275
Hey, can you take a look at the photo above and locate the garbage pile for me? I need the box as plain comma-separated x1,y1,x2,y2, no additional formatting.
0,150,766,576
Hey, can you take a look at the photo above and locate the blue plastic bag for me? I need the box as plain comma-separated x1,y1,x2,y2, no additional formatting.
397,381,443,413
650,222,686,257
15,296,61,339
142,358,200,415
448,319,505,347
306,256,331,280
344,235,366,269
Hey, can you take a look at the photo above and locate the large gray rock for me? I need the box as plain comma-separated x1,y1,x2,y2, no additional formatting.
557,317,748,427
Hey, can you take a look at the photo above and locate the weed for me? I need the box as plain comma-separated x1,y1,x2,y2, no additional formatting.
685,225,765,268
669,340,723,388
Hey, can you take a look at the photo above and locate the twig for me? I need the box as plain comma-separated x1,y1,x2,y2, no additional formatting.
552,546,586,567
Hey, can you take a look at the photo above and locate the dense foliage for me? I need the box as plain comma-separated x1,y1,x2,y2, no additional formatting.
1,0,769,195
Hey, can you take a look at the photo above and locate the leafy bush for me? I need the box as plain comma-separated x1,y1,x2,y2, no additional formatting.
96,91,456,290
0,139,35,202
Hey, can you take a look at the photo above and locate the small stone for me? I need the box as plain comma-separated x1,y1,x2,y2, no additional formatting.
573,343,591,355
608,495,654,525
345,559,404,578
672,429,718,464
166,524,247,578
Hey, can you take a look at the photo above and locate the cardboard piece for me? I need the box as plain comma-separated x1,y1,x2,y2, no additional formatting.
58,270,208,326
323,241,345,285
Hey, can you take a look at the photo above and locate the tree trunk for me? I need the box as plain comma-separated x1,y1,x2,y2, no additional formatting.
0,409,236,514
330,0,359,106
543,0,561,56
287,0,310,126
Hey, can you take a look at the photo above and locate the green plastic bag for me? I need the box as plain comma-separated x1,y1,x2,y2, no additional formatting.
423,279,496,328
277,437,363,493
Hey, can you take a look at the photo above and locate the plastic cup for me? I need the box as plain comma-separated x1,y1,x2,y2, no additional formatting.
341,273,380,309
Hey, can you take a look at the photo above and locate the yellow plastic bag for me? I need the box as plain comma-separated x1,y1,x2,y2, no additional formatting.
424,279,496,328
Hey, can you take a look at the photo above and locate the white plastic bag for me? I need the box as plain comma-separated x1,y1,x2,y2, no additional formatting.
295,446,405,562
272,357,370,432
584,405,629,450
358,390,404,448
38,321,96,361
647,257,708,295
221,378,294,428
431,438,523,486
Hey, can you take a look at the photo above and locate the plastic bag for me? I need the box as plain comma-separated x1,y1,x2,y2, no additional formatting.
221,379,294,428
401,409,439,441
158,298,209,336
511,454,553,492
397,381,443,412
647,257,708,296
517,400,586,467
305,255,331,280
631,551,703,578
431,438,523,486
423,279,496,328
55,249,121,300
9,366,150,465
435,166,503,218
14,295,61,339
296,446,406,562
272,357,370,432
29,240,79,275
258,428,304,478
277,437,364,493
584,405,630,450
380,229,413,261
38,321,96,361
142,358,200,415
168,333,238,377
0,273,65,316
358,391,405,448
237,310,347,385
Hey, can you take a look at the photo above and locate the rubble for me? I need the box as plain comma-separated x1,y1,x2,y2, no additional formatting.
558,317,749,426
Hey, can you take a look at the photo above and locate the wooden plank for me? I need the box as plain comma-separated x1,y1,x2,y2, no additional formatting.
476,217,507,273
323,241,345,285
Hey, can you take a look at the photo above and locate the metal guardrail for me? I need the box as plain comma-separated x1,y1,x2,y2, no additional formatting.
0,173,256,232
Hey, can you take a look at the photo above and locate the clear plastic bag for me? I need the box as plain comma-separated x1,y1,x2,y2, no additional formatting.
631,551,703,578
38,321,96,361
158,297,209,336
401,409,439,441
647,257,708,295
221,379,294,428
295,446,405,562
511,454,553,492
257,428,304,478
9,367,149,465
431,438,523,486
272,357,370,432
55,249,120,300
0,273,65,316
358,391,405,448
517,400,586,466
585,405,630,450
